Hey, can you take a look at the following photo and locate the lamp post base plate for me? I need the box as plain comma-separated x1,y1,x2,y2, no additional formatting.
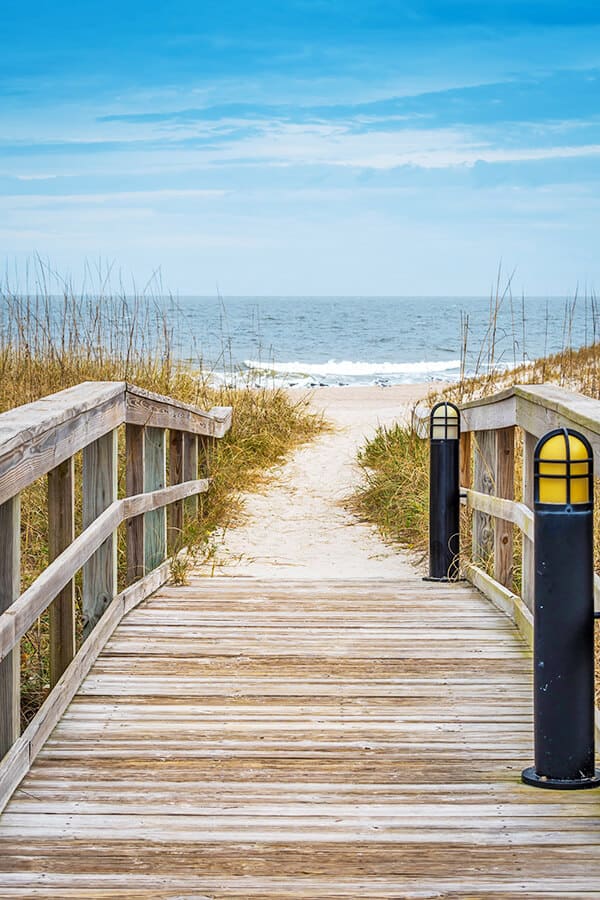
521,767,600,790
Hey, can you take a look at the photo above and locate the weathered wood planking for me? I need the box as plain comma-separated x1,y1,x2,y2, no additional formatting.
0,382,126,506
144,426,167,572
0,381,231,506
82,429,118,637
0,479,210,662
48,457,76,686
0,497,20,759
126,385,232,438
125,423,145,584
1,576,599,896
167,430,184,554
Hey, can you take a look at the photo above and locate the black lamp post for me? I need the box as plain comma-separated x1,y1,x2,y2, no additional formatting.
522,427,600,789
426,401,460,582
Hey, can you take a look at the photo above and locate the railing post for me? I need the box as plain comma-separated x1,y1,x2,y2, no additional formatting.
522,431,536,610
144,426,167,571
83,430,118,637
167,430,184,554
459,431,472,489
0,495,20,758
126,424,145,584
184,434,199,521
494,427,515,590
472,430,496,569
48,459,76,686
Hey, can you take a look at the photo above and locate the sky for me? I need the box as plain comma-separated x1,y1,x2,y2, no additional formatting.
1,1,600,295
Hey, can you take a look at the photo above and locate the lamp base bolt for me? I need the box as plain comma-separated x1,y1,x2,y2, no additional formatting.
521,766,600,790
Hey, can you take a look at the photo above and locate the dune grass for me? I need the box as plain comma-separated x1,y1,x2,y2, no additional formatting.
351,335,600,703
0,269,326,724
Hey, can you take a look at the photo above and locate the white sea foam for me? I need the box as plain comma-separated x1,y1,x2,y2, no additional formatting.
243,359,462,377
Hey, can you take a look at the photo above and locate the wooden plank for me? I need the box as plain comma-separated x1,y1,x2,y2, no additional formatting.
0,553,184,813
459,430,471,489
460,390,517,433
0,382,230,510
126,423,145,584
464,563,533,647
183,433,199,520
144,427,166,572
167,430,184,555
471,430,495,568
494,427,514,589
0,383,125,506
82,430,118,637
465,490,534,542
0,496,20,759
3,575,600,894
198,434,215,478
521,430,536,612
0,480,209,661
126,386,232,438
48,458,76,687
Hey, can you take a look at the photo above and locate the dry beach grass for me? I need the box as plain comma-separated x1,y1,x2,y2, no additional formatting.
0,275,325,724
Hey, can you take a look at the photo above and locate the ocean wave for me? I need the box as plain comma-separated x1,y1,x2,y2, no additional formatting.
243,359,462,377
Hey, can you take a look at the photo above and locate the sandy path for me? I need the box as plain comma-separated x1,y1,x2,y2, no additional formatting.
198,384,435,578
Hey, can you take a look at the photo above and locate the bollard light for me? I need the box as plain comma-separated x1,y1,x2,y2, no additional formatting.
425,401,460,582
522,427,600,789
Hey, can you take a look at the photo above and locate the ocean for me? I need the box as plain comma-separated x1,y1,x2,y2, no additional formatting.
162,295,596,387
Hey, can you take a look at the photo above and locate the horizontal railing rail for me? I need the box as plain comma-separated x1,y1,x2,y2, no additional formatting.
0,381,232,811
451,384,600,633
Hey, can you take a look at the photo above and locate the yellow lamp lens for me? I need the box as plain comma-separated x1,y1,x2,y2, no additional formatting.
538,433,590,504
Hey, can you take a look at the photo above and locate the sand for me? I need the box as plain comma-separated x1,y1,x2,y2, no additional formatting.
197,384,437,578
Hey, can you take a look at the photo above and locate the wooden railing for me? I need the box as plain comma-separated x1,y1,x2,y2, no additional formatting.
0,382,231,809
458,383,600,647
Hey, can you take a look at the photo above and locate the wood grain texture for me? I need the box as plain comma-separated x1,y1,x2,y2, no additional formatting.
465,489,534,542
459,430,471,489
0,388,125,507
494,426,514,590
0,497,20,759
126,386,232,438
521,430,537,612
0,480,209,661
0,554,185,814
144,427,166,572
82,430,118,637
0,381,231,509
167,430,184,555
48,458,76,686
183,433,199,521
472,430,495,568
1,575,599,895
126,423,145,584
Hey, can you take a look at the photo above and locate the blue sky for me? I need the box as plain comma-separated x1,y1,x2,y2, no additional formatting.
1,1,600,295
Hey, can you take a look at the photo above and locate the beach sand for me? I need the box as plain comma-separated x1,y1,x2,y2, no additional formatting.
197,383,438,578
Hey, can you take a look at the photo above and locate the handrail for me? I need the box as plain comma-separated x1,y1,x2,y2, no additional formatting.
0,478,209,661
455,382,600,624
0,380,232,806
461,383,600,449
0,381,232,505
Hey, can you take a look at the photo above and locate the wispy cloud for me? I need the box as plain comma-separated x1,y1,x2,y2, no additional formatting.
1,2,600,292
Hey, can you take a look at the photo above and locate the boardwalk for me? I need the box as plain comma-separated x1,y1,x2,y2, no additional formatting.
1,575,600,897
